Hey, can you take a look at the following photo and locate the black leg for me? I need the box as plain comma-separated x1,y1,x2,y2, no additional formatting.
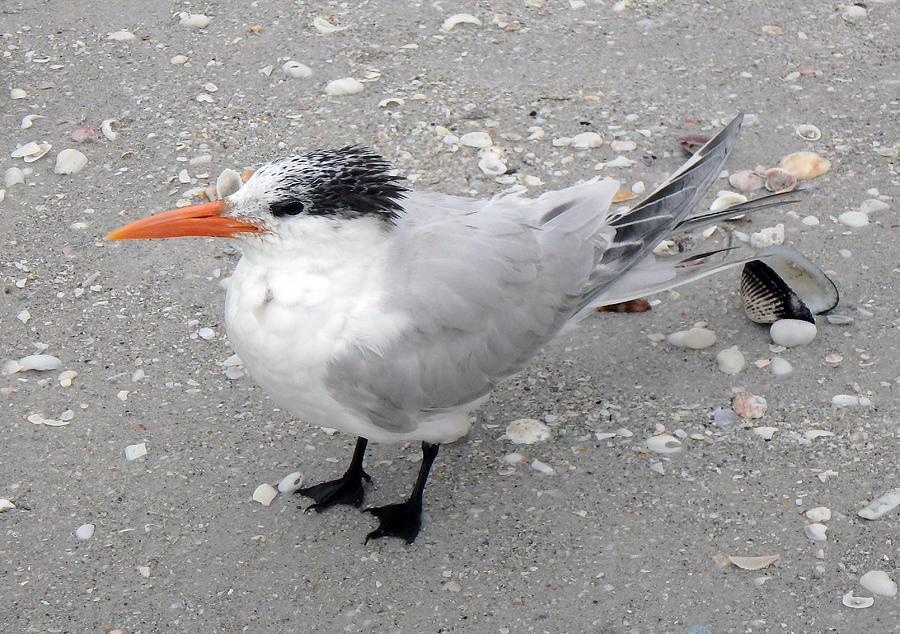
364,442,439,544
298,436,372,512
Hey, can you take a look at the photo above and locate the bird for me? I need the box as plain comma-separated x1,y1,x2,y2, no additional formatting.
106,114,789,543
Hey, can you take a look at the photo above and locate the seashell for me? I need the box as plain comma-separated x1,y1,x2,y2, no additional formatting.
769,357,793,376
804,523,827,541
778,151,831,179
170,54,189,64
646,434,682,454
570,132,604,149
838,211,867,227
21,114,44,129
795,124,821,141
441,13,482,32
764,167,797,193
842,592,874,609
478,152,507,176
728,554,779,570
107,30,135,41
709,191,748,212
728,170,764,192
216,168,243,199
378,97,404,108
831,394,872,407
742,245,839,324
11,88,27,99
741,260,813,324
526,126,544,141
459,131,493,148
58,369,78,387
124,442,147,461
506,418,551,444
734,394,767,419
841,4,867,22
0,498,15,512
18,354,63,371
252,483,278,506
179,13,211,28
312,16,348,34
71,126,96,142
23,142,52,163
100,119,118,141
805,506,831,522
716,346,745,375
75,524,95,539
677,135,709,156
859,199,889,215
277,472,304,494
5,167,25,187
282,60,313,78
749,224,784,249
667,327,716,349
610,139,636,152
55,149,88,174
324,77,364,96
770,319,817,347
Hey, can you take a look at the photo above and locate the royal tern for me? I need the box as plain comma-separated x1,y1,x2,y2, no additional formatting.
107,114,787,543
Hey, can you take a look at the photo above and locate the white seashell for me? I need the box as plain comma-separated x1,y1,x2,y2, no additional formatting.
749,224,785,249
728,554,779,570
805,506,831,522
801,215,819,226
667,327,716,349
831,394,872,407
107,30,135,41
859,199,889,215
709,191,748,212
11,141,41,158
769,357,793,376
282,60,313,78
552,137,572,147
526,126,544,141
378,97,405,108
0,498,15,512
459,131,493,148
54,149,88,174
277,472,304,493
752,426,777,440
441,13,482,32
75,524,95,539
252,483,278,506
124,442,147,461
216,169,243,199
100,119,118,141
603,156,635,168
728,170,765,192
860,571,897,597
595,432,616,441
324,77,364,96
569,132,604,149
838,211,868,228
18,354,62,371
842,591,874,609
764,167,797,193
5,167,25,187
179,13,211,28
43,418,70,427
478,152,507,176
804,523,827,541
779,151,830,180
770,319,816,347
22,142,51,163
610,139,636,152
21,114,43,129
506,418,551,444
646,434,682,454
197,327,215,340
11,88,27,99
170,54,189,65
795,124,821,141
751,246,839,316
530,459,554,475
58,369,78,387
27,413,46,425
857,489,900,520
841,4,867,21
17,309,30,324
716,346,745,375
313,16,348,33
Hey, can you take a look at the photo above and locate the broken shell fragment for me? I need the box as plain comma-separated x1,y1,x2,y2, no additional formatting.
842,592,874,609
441,13,482,31
21,114,44,129
324,77,364,96
100,119,118,141
710,191,748,212
764,167,797,193
216,168,243,199
5,167,25,187
252,483,278,506
728,554,779,570
795,124,822,141
778,151,831,180
857,488,900,520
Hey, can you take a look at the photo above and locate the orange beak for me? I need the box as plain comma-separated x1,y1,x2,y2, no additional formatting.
104,200,264,240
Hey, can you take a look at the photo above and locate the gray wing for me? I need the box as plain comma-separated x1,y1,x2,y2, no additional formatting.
324,182,618,432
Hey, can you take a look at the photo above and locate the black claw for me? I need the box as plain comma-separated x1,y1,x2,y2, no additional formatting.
363,500,423,544
298,471,370,512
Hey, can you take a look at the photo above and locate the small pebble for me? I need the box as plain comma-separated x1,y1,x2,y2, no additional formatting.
770,319,817,347
197,327,215,340
124,443,147,461
806,506,831,522
0,498,15,512
859,199,889,215
838,211,868,228
769,357,793,376
831,394,872,407
667,327,716,349
801,215,820,226
324,78,364,96
530,459,554,475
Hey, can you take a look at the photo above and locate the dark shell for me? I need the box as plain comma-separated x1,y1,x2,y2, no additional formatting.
741,260,814,324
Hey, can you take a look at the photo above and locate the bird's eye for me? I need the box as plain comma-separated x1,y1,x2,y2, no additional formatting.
270,199,305,216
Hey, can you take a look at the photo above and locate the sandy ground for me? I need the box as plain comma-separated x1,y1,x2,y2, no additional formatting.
2,1,899,632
